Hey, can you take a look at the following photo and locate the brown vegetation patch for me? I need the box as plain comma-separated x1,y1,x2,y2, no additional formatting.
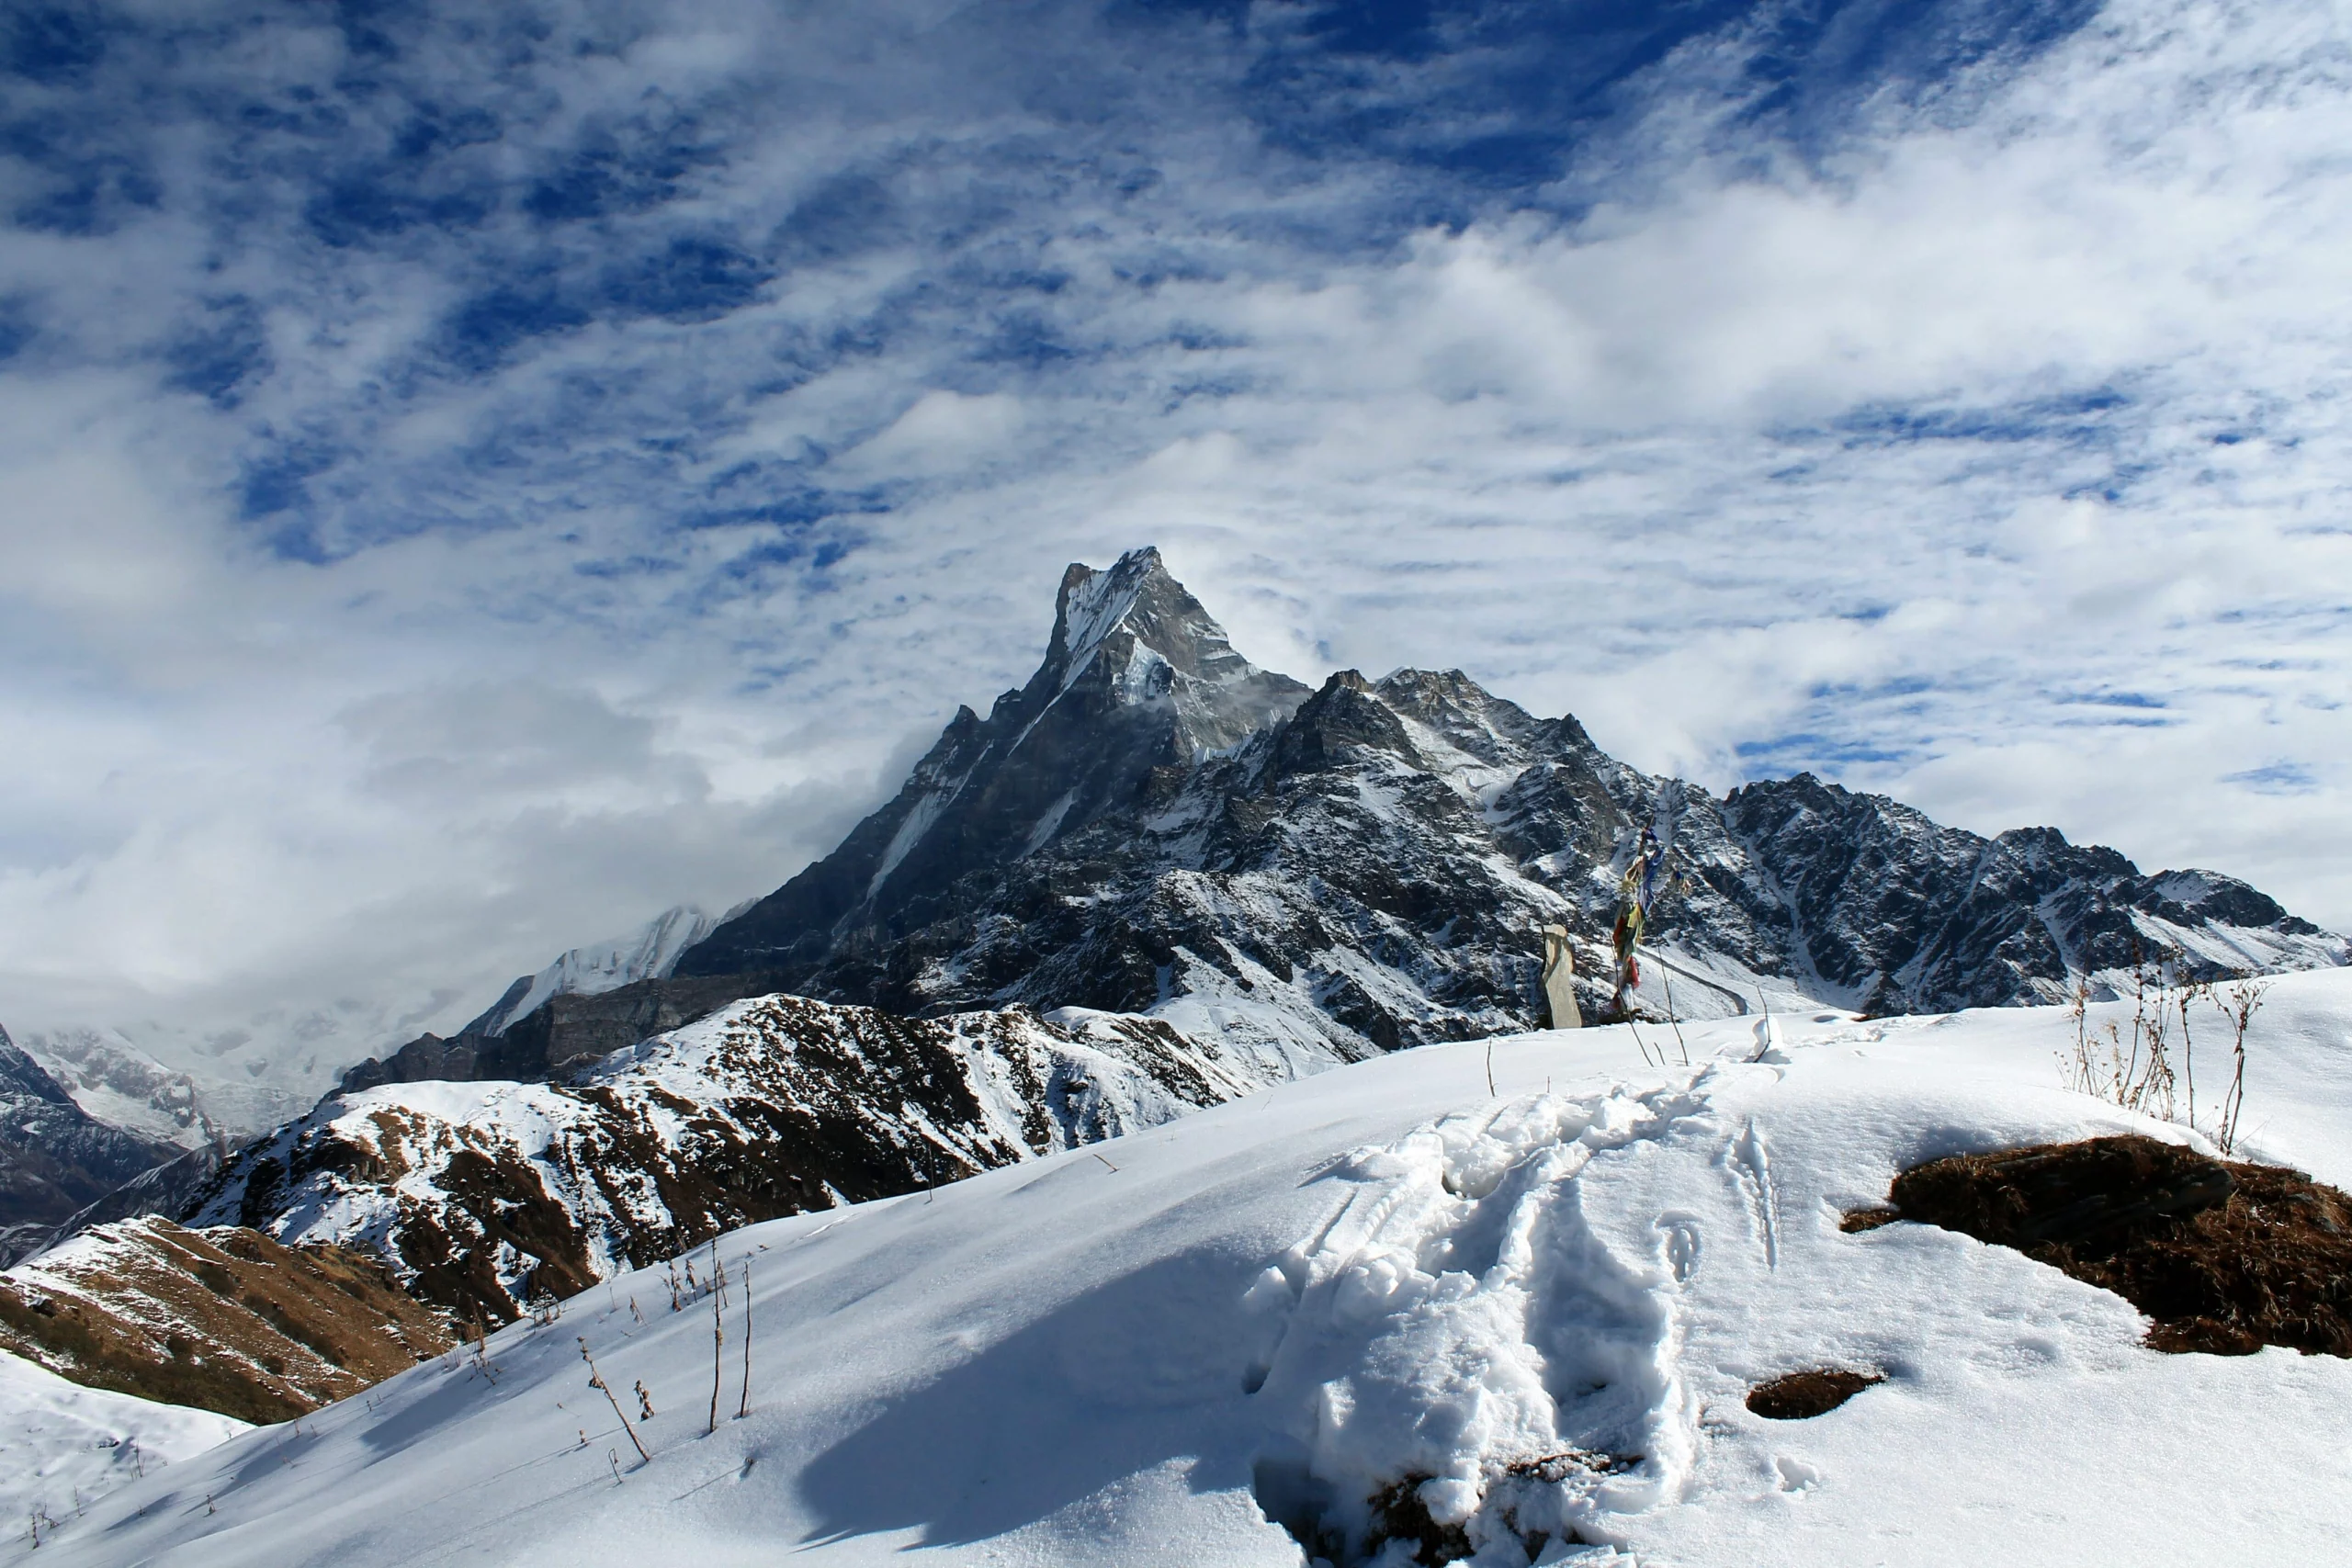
1361,1475,1473,1567
0,1218,455,1423
1500,1449,1640,1483
1880,1134,2352,1357
1747,1368,1884,1419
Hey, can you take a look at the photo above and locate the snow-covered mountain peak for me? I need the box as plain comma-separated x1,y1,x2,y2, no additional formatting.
676,552,1311,977
0,1027,73,1110
460,904,729,1038
387,549,2341,1092
0,1029,176,1267
1050,546,1240,689
1030,547,1308,757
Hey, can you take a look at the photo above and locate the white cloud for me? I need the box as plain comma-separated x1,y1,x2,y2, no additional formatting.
833,389,1028,479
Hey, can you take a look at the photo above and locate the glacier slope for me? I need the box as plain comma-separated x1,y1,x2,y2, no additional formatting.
21,971,2352,1567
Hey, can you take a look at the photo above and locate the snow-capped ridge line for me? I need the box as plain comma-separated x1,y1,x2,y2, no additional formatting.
461,903,732,1038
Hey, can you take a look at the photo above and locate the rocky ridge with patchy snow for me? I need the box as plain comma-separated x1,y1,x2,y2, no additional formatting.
198,992,1292,1323
0,1216,452,1425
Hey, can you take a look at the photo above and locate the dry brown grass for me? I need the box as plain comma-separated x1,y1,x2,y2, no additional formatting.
0,1218,455,1424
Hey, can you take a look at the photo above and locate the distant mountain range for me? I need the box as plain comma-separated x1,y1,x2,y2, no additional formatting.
0,1029,180,1267
10,547,2346,1333
348,546,2346,1093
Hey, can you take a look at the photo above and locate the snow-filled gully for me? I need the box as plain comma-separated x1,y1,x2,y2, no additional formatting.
1247,1066,1746,1565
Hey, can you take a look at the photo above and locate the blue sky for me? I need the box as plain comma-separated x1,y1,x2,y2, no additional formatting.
4,0,2349,1068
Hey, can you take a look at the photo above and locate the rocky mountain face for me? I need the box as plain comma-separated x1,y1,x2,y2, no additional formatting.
40,1146,227,1253
0,1216,452,1425
647,547,2343,1054
1709,781,2336,1013
339,546,2344,1093
0,1029,177,1267
200,992,1284,1325
6,1026,216,1151
11,1003,431,1147
341,971,776,1092
336,905,744,1094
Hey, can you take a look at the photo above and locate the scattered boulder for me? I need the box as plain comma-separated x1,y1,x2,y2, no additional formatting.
1867,1135,2352,1356
1747,1368,1884,1419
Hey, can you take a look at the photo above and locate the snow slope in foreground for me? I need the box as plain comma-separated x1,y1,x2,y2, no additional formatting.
18,973,2352,1567
0,1348,248,1530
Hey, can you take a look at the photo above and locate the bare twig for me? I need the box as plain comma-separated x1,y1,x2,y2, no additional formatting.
2177,981,2208,1134
707,1241,725,1437
468,1302,501,1384
1625,1014,1657,1068
578,1337,650,1463
1661,972,1690,1066
2218,978,2268,1155
737,1259,752,1421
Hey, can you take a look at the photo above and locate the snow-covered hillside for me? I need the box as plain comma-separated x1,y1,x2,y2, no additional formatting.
0,1348,245,1534
22,973,2352,1567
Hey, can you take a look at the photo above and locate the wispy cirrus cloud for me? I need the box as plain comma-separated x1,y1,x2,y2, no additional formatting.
3,0,2349,1086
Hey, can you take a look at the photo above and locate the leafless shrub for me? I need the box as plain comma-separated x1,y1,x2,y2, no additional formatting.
2216,978,2268,1156
2063,946,2176,1119
2064,952,2268,1150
